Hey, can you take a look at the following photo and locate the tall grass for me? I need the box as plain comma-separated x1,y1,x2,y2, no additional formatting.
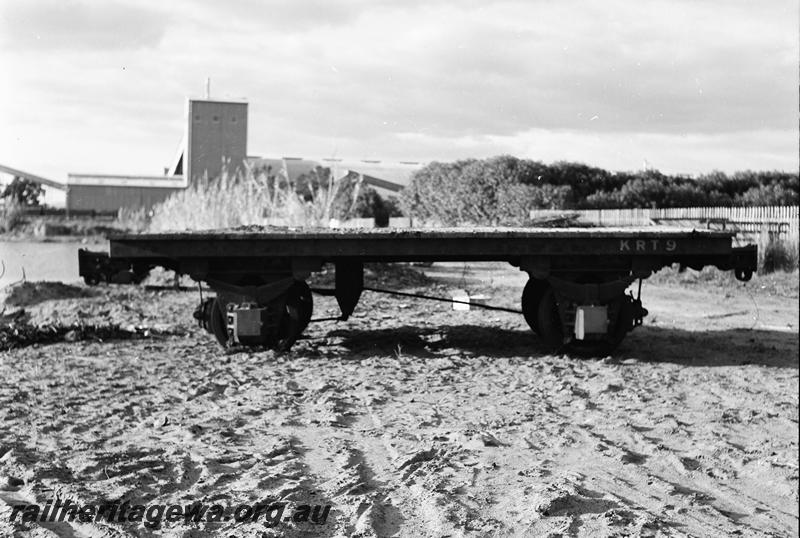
141,164,350,233
116,206,150,233
757,226,799,273
0,200,24,232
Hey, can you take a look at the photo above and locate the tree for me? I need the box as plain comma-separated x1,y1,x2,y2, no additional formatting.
348,187,403,226
737,184,799,206
2,176,44,206
400,156,552,225
400,156,800,220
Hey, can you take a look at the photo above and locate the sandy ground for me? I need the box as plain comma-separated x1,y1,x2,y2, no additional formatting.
0,263,797,537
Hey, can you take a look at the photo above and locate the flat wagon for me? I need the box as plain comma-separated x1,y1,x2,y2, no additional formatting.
79,226,757,354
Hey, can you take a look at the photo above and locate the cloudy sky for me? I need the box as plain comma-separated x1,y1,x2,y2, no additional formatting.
0,0,797,188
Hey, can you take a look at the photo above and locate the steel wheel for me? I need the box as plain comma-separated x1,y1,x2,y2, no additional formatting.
275,281,313,351
521,278,547,334
566,296,632,357
208,298,228,346
536,287,565,351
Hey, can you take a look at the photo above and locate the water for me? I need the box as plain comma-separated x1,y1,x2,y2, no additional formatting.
0,241,104,288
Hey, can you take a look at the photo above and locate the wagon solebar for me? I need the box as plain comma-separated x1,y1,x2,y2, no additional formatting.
79,226,757,354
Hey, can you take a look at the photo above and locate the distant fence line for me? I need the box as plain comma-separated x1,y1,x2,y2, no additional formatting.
337,206,799,237
529,205,799,242
249,206,800,250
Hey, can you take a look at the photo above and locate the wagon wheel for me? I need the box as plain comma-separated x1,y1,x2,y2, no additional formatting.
565,295,633,357
533,286,618,356
130,264,152,284
208,298,229,346
275,281,313,352
577,294,633,355
521,278,547,334
536,287,565,351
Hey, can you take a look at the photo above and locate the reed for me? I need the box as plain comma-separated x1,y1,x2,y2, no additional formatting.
145,164,349,233
0,200,23,232
757,225,799,273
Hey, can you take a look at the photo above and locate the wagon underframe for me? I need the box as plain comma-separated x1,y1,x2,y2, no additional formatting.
79,227,757,355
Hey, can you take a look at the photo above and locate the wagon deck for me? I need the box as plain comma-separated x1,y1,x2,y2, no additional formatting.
110,226,737,258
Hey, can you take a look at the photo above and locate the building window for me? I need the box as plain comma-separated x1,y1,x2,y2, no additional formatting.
194,114,201,122
212,115,220,123
231,116,237,123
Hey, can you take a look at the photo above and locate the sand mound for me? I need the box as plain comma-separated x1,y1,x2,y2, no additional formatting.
1,281,98,308
0,322,181,351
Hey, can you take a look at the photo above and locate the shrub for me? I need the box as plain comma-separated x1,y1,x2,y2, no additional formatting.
739,184,799,206
401,156,798,226
401,156,549,225
1,177,44,206
758,227,799,274
348,187,403,227
0,200,24,232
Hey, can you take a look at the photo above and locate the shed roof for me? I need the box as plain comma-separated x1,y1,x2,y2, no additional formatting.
246,156,424,192
67,174,186,188
330,160,423,191
0,163,66,190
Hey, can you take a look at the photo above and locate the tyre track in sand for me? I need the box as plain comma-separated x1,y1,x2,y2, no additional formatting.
0,265,797,537
273,360,470,537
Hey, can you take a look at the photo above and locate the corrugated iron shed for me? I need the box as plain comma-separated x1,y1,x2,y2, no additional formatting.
66,174,185,212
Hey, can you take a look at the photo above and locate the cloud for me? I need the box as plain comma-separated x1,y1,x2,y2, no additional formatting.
247,119,798,176
0,0,796,183
216,0,797,144
0,0,168,50
196,0,364,30
383,128,799,175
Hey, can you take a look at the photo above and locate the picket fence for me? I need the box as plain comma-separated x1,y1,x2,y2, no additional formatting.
529,206,799,242
329,206,799,244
